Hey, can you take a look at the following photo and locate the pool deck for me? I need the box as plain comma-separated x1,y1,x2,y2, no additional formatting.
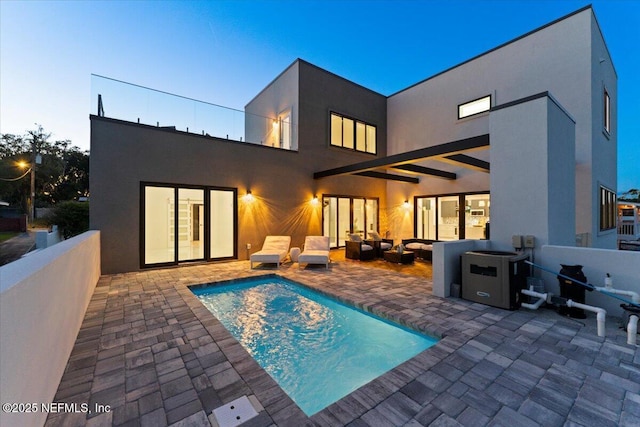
46,258,639,427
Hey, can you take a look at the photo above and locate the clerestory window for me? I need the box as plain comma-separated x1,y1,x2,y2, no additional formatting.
458,95,491,119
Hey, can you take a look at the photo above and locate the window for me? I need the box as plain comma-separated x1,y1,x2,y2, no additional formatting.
599,185,616,231
458,95,491,119
604,88,611,134
330,112,376,154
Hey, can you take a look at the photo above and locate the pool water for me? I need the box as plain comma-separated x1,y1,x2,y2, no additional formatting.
191,276,438,415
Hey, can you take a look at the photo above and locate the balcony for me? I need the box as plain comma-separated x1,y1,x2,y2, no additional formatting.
91,75,296,150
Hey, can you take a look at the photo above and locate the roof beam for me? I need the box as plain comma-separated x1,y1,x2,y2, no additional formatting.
440,154,490,172
314,134,489,179
354,171,420,183
391,164,457,180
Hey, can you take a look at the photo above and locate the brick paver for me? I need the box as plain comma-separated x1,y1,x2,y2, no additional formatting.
45,255,639,426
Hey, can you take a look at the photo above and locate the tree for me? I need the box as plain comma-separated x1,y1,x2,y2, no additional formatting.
0,125,89,212
619,189,640,203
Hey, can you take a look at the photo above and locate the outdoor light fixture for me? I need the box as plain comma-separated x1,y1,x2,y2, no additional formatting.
403,200,410,209
243,190,254,202
311,195,319,206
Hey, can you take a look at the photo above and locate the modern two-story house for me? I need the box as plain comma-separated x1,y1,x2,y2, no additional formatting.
90,5,616,274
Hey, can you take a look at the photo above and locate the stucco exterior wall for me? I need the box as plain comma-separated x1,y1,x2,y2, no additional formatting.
91,61,388,274
245,61,299,149
385,7,614,247
489,94,576,255
589,13,618,248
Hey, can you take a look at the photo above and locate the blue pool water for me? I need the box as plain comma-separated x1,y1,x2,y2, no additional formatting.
191,276,438,415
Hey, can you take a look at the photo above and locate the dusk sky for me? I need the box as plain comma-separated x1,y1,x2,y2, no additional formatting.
1,0,638,192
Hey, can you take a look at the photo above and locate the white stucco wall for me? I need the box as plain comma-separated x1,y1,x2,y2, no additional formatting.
385,7,615,249
245,60,299,149
0,231,101,427
489,94,575,255
539,245,640,318
589,13,618,248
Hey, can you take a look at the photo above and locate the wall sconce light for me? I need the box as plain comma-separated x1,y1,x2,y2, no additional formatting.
311,195,319,206
243,190,254,202
403,200,410,210
272,119,278,128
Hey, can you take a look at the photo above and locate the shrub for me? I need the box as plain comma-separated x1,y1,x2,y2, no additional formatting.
48,201,89,239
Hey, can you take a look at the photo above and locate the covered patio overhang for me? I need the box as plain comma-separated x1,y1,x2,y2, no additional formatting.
314,134,490,183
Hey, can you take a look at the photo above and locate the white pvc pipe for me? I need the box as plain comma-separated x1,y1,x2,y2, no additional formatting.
594,286,640,304
628,315,639,346
521,289,548,310
567,299,606,337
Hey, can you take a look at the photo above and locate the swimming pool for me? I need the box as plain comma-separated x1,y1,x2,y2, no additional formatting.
191,276,438,415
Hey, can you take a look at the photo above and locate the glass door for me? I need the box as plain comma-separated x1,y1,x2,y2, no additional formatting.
323,196,379,248
338,198,350,246
437,196,459,241
144,186,175,265
464,194,490,240
365,199,378,239
323,197,338,248
416,197,436,240
142,184,236,267
353,199,365,238
178,188,204,261
210,189,235,258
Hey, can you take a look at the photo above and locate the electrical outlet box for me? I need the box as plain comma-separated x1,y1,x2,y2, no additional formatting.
246,243,251,250
512,235,523,249
524,235,535,248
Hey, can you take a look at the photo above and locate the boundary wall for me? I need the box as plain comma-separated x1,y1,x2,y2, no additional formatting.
0,231,101,427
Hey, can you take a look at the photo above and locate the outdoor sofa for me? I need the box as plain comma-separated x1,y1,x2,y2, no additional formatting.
401,238,440,261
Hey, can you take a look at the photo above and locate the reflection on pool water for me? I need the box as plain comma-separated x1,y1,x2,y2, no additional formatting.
191,276,438,415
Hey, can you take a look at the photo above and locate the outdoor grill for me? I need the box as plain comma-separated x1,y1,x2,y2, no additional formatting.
461,250,529,310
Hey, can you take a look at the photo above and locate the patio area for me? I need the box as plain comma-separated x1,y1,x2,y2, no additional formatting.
46,256,639,427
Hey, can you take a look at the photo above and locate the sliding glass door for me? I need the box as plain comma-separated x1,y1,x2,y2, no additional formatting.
415,193,490,241
323,195,379,249
142,183,237,268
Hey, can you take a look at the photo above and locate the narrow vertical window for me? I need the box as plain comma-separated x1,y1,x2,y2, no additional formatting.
366,124,376,154
604,89,610,132
599,185,616,231
343,118,354,149
330,113,342,147
356,122,366,152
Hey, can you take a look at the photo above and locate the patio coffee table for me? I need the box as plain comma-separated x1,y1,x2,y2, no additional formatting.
383,250,415,264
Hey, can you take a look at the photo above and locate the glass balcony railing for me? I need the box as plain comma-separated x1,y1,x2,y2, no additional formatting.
91,74,296,150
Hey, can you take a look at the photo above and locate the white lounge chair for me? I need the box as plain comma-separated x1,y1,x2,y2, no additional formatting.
250,235,291,269
298,236,331,269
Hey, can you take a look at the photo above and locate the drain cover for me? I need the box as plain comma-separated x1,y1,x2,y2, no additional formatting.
212,396,259,427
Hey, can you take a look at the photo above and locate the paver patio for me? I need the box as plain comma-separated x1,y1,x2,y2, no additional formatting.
46,256,639,427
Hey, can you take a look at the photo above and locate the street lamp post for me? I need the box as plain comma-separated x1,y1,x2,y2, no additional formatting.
29,142,36,224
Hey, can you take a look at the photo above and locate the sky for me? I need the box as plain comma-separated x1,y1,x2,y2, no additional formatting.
1,0,638,192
